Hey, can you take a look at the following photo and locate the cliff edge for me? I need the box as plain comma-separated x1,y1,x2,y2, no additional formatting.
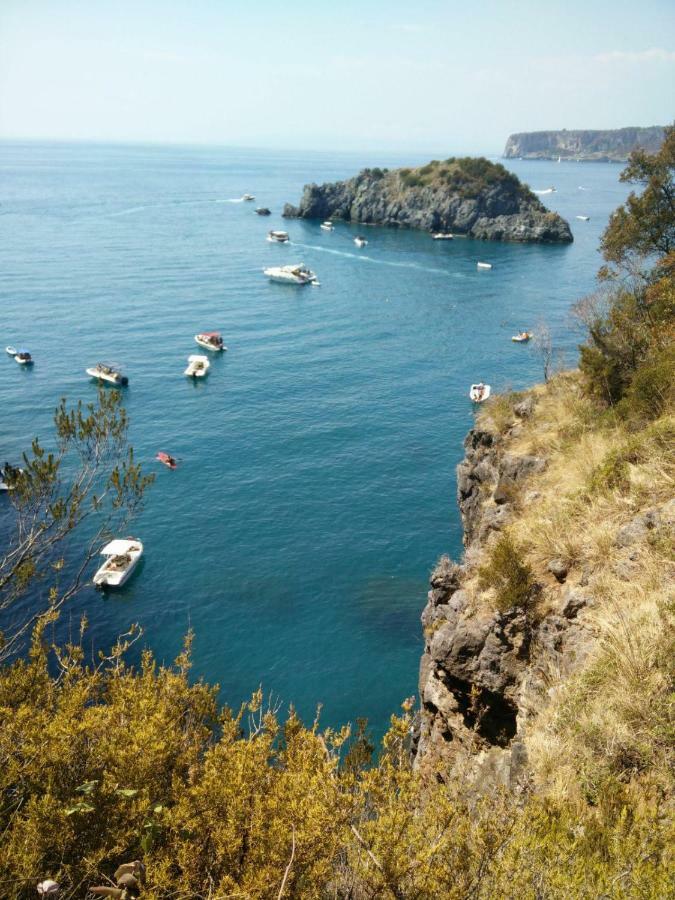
415,374,674,792
283,157,573,243
503,126,666,161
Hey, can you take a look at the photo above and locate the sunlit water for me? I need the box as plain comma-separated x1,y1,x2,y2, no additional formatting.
0,142,630,736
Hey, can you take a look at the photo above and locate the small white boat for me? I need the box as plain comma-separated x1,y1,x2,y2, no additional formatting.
320,221,334,231
241,194,255,201
511,331,532,343
477,262,492,270
576,215,590,221
354,236,368,247
13,349,33,365
184,355,210,378
533,187,556,195
86,362,128,386
470,383,491,403
267,230,290,243
557,156,562,164
264,263,318,285
432,233,454,240
5,346,17,356
195,332,226,351
93,538,143,588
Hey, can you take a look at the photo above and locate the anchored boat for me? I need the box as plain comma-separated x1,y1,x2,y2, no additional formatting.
432,232,454,240
354,236,368,247
195,332,226,351
511,331,532,343
267,230,290,243
320,221,334,231
477,262,493,270
184,355,210,378
264,263,319,285
470,383,491,403
93,538,143,588
86,362,128,386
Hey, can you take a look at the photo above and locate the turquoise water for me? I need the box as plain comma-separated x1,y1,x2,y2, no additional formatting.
0,143,629,736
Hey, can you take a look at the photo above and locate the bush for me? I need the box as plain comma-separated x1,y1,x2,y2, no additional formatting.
478,533,536,612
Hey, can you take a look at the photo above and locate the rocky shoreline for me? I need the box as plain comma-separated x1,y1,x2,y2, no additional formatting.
283,159,573,243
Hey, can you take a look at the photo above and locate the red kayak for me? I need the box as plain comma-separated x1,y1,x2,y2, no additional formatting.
156,452,177,469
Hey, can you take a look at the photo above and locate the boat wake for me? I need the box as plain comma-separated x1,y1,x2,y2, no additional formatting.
292,242,467,278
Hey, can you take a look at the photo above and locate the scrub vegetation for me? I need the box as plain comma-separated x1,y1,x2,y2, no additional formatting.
0,134,673,897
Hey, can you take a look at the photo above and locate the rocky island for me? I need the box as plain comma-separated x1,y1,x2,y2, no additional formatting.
283,157,573,243
504,126,666,161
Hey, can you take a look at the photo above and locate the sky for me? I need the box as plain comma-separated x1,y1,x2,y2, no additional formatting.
1,0,674,153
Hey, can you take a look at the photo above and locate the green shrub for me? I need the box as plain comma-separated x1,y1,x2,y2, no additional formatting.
478,533,536,612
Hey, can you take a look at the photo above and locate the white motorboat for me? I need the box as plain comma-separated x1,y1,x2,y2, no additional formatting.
267,230,290,243
93,538,143,588
86,362,128,386
6,346,17,356
354,236,368,247
576,215,590,221
184,354,210,377
470,383,491,403
264,263,318,285
320,221,334,231
533,187,556,195
195,332,226,351
477,262,492,270
512,331,532,343
241,194,255,201
13,349,33,365
432,232,454,240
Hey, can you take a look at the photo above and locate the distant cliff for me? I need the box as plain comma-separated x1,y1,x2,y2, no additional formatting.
283,157,573,243
504,126,666,161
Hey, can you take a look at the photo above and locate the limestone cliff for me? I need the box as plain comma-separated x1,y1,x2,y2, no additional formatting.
414,378,674,789
283,158,573,243
503,126,666,161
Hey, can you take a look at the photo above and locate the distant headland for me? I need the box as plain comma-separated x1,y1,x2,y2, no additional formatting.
503,126,666,162
283,157,573,243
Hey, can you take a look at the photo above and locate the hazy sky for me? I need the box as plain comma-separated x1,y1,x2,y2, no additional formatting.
1,0,673,153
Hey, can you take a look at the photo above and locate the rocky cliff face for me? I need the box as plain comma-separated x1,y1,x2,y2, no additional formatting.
283,162,573,243
414,397,597,785
503,126,665,161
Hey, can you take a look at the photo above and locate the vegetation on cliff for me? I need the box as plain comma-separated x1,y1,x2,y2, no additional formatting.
0,138,673,897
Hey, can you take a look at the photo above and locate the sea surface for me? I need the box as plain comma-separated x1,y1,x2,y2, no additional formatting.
0,142,631,737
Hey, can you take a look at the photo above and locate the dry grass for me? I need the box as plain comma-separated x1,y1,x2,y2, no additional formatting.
469,372,674,803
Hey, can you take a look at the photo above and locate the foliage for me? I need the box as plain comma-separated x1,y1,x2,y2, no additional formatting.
0,391,154,662
478,533,537,612
396,156,524,197
601,124,675,270
0,629,671,899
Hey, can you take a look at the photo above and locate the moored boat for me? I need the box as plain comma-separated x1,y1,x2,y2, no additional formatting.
184,354,210,377
320,221,334,231
511,331,532,343
263,263,318,285
432,232,454,240
477,261,492,270
93,538,143,588
5,346,17,356
470,383,491,403
156,451,177,469
267,230,290,243
14,349,33,365
256,207,271,215
86,362,128,386
354,236,368,247
195,332,226,351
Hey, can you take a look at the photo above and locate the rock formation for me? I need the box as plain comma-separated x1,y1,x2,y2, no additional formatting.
503,126,666,162
283,158,573,243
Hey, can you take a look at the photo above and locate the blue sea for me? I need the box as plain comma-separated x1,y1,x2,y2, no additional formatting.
0,142,630,737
